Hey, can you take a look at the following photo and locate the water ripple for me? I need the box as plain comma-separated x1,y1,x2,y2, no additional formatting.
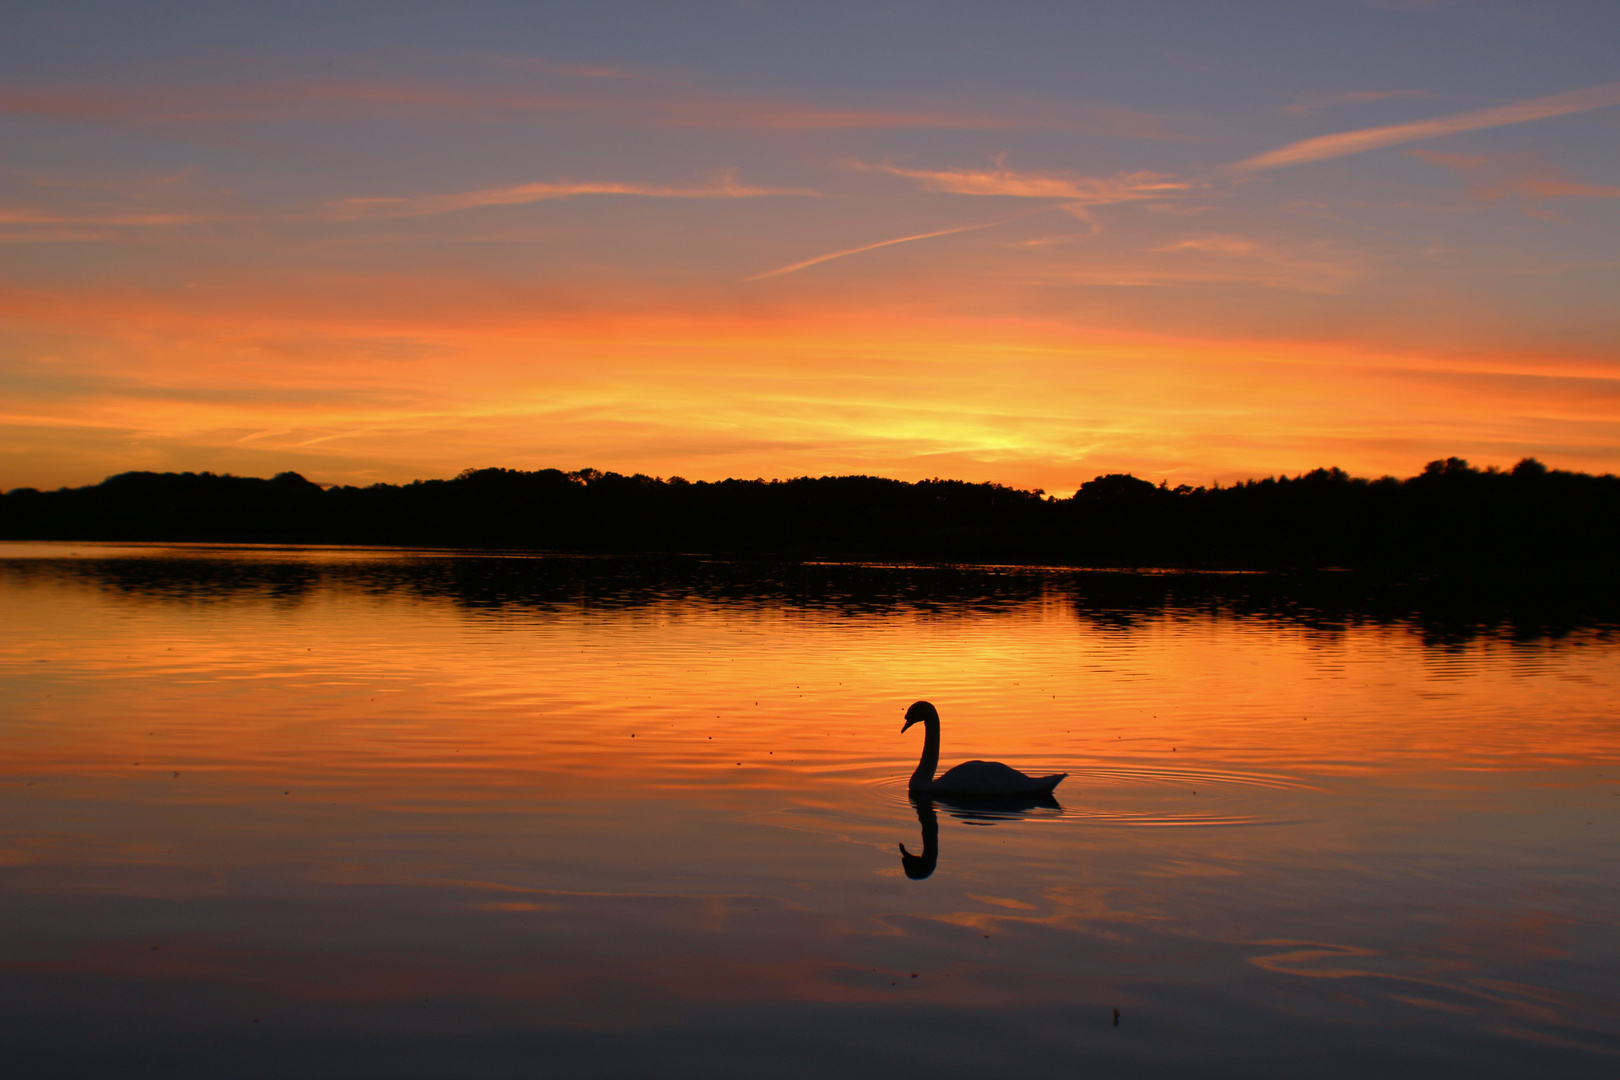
868,764,1314,826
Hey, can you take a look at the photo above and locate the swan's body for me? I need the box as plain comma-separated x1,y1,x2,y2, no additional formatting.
902,701,1066,795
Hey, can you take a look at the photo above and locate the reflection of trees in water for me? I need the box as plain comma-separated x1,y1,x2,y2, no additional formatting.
4,557,330,607
5,555,1616,646
1061,570,1620,648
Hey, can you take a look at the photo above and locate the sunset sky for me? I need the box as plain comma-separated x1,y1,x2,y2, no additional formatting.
3,0,1618,492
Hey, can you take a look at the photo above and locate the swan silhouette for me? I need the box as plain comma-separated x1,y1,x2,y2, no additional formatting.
902,700,1067,795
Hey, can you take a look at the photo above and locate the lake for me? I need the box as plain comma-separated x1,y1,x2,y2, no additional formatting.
2,543,1617,1078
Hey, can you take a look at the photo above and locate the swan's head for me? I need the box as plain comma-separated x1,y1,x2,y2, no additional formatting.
901,700,939,732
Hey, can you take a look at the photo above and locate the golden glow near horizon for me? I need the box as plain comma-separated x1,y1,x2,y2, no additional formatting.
2,4,1618,491
8,558,1617,802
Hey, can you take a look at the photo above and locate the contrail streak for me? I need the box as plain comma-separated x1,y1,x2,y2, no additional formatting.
742,220,1009,281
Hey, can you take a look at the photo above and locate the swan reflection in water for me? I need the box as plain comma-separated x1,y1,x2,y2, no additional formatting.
900,791,1063,880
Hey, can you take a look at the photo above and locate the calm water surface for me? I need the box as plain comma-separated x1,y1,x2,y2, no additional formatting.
2,543,1617,1078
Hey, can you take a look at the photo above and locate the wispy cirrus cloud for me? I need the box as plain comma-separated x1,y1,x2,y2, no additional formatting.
1410,149,1620,221
1233,81,1620,171
327,171,818,219
1411,150,1620,200
0,91,108,120
0,169,236,233
0,166,810,229
855,161,1195,204
284,84,1047,130
1154,236,1264,254
0,205,218,227
0,80,1179,134
1146,234,1360,291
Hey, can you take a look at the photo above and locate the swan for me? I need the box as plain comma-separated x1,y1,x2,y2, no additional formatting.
902,700,1066,795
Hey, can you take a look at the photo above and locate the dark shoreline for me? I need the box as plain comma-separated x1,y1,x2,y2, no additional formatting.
4,457,1617,579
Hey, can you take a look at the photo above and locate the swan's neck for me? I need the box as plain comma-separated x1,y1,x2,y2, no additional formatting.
910,718,940,790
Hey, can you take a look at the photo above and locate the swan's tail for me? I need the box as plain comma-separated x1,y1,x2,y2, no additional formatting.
1036,772,1068,793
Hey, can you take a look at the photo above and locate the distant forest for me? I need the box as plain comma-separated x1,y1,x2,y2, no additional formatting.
3,457,1617,573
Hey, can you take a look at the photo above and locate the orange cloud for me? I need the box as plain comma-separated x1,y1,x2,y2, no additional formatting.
0,206,217,227
1410,150,1620,204
0,88,121,119
1155,236,1259,254
1233,81,1620,171
0,80,1179,134
0,168,247,236
858,162,1194,203
0,167,810,232
1128,235,1360,292
328,171,819,219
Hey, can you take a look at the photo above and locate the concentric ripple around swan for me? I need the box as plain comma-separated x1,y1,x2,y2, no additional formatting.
871,764,1317,826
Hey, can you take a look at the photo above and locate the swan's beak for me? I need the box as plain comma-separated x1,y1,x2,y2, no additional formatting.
901,717,917,733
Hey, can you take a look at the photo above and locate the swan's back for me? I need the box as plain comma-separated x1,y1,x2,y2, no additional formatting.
928,759,1066,796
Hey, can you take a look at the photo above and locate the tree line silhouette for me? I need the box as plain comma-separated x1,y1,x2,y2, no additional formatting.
2,457,1616,572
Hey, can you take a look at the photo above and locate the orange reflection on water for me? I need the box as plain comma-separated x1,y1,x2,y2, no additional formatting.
3,553,1615,790
2,546,1618,1070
